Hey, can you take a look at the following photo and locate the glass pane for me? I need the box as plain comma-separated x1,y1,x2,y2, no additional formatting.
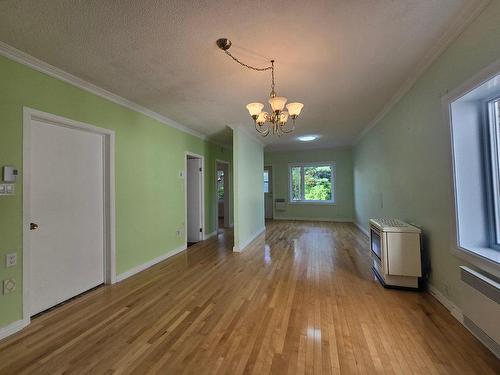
217,170,224,200
304,165,332,201
263,170,269,183
291,166,302,201
263,182,269,193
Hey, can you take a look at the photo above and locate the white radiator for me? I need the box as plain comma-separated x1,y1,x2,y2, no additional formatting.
460,266,500,358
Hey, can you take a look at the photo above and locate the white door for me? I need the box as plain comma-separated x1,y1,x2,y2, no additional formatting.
264,167,273,219
30,120,104,316
187,158,202,242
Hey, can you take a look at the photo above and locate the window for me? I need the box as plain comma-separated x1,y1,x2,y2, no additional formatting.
217,170,224,201
487,98,500,248
447,72,500,275
289,163,334,203
263,170,269,193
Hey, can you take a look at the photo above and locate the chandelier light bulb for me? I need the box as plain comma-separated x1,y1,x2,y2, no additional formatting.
246,102,264,119
286,102,304,118
268,96,287,113
257,111,268,125
279,111,289,124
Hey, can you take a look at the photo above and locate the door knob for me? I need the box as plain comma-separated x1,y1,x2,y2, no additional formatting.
30,222,39,231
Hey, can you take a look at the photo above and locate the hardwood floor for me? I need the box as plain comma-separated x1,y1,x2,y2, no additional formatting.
0,221,498,374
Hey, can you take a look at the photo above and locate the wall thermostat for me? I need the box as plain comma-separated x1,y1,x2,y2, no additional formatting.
3,166,18,182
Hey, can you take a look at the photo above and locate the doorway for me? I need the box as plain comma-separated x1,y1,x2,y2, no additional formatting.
264,166,273,219
23,108,115,320
216,160,230,230
186,153,204,246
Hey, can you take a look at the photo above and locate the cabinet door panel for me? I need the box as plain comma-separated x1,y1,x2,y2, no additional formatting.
386,233,421,277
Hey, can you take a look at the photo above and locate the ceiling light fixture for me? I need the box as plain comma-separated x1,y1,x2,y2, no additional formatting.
217,38,304,137
298,135,317,142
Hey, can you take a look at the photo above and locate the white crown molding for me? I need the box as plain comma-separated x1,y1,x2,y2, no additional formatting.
0,41,207,140
355,0,491,144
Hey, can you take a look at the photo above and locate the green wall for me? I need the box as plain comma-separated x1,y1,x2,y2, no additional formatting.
232,128,265,250
264,148,354,221
354,2,500,308
0,55,231,329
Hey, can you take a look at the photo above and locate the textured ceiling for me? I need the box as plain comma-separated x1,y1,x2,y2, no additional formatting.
0,0,483,150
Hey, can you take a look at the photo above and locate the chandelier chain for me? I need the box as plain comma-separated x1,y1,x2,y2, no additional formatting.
223,50,273,72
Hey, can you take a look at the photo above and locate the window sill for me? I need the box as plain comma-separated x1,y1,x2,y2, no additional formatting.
452,245,500,278
289,201,335,205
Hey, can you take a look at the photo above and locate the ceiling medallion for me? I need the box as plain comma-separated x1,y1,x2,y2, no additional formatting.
217,38,304,137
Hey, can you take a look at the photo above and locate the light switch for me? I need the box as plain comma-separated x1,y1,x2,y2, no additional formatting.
2,166,18,182
179,170,184,179
5,253,16,267
0,185,5,194
5,185,14,194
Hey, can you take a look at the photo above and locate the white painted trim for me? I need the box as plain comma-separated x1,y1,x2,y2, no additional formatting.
233,226,266,253
23,107,116,327
185,151,205,245
116,245,186,282
429,283,500,359
355,221,370,237
427,284,464,323
355,0,491,143
203,231,217,240
0,319,30,342
273,216,354,223
0,41,206,141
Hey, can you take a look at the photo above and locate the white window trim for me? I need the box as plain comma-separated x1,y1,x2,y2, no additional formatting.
442,58,500,278
288,161,335,205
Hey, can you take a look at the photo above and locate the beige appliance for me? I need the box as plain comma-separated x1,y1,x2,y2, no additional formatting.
370,218,422,289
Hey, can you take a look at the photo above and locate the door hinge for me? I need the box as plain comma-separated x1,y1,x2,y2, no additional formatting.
199,167,202,172
199,228,203,233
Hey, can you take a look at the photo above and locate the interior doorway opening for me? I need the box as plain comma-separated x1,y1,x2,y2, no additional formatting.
264,165,273,219
186,153,204,247
216,160,230,231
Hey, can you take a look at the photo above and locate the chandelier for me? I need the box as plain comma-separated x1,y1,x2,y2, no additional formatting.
217,38,304,137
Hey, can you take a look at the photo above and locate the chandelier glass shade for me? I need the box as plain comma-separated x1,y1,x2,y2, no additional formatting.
217,38,304,137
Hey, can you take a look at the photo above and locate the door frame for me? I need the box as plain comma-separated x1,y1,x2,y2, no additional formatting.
264,164,274,219
22,107,116,324
215,159,231,231
184,151,205,244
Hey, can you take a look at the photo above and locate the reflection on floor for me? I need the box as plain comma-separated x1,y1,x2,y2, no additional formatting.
0,222,498,374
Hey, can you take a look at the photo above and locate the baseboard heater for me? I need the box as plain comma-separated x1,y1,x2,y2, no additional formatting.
460,266,500,358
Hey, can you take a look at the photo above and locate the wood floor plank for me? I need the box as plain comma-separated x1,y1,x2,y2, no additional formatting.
0,221,498,374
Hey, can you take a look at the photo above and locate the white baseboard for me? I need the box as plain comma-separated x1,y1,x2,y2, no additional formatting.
116,244,186,282
355,221,370,237
0,318,30,342
203,231,217,240
273,216,354,223
233,226,266,252
428,284,464,323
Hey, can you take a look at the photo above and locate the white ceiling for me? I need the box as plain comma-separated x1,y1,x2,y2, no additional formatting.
0,0,485,150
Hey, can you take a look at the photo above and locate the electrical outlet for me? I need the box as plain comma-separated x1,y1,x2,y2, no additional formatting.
3,279,15,294
5,252,16,267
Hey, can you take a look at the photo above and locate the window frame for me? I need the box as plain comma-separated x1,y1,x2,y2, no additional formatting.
288,161,335,204
485,96,500,251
